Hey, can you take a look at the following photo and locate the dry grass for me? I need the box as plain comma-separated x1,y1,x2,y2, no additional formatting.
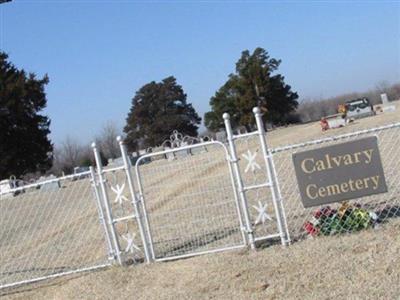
1,102,399,299
5,219,400,299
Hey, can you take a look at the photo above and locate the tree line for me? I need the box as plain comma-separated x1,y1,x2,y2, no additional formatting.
1,48,398,179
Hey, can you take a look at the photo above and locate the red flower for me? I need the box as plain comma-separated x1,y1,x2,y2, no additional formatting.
304,221,319,236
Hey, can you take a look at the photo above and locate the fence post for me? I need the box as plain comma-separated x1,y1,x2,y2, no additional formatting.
223,112,256,249
252,107,290,246
117,136,152,263
92,142,123,265
134,160,156,261
89,166,115,260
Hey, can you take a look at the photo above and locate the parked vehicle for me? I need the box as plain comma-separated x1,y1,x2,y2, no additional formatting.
345,97,375,119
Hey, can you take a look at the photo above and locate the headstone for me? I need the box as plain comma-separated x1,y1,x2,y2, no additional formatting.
163,147,175,161
266,122,274,131
38,175,61,191
380,93,389,105
0,179,13,198
151,146,165,161
175,149,189,159
190,146,207,155
236,126,247,135
216,131,227,143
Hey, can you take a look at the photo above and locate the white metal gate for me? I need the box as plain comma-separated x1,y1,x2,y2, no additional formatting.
91,139,151,265
132,108,291,261
135,141,246,261
223,108,290,247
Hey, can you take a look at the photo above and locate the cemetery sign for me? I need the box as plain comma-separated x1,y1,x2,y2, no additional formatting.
292,136,387,208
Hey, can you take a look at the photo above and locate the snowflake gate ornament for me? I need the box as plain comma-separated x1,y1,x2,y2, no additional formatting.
111,183,128,205
242,149,261,173
253,201,273,225
122,232,141,254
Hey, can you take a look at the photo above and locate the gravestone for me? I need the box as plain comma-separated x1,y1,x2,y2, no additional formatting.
380,93,389,105
164,147,175,161
108,157,124,168
190,146,207,155
151,146,165,161
236,126,247,135
175,149,189,159
216,131,227,143
38,175,61,191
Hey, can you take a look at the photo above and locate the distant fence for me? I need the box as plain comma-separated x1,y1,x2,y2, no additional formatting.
1,112,399,294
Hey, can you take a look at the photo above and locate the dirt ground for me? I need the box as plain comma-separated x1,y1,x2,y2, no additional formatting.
2,101,399,299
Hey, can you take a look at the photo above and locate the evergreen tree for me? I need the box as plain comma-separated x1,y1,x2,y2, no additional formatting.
205,48,299,131
124,76,201,150
0,52,53,178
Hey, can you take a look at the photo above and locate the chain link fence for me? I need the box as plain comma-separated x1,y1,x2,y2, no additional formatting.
1,116,399,296
271,123,400,241
0,172,111,294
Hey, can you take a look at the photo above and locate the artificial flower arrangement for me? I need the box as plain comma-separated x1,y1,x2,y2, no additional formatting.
304,202,379,237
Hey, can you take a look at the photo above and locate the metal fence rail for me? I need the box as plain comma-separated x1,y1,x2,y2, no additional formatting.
0,172,111,292
271,123,400,241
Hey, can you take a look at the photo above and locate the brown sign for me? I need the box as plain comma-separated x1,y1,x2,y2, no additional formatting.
292,136,388,208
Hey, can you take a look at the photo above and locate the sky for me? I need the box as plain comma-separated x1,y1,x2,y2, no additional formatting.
0,0,399,145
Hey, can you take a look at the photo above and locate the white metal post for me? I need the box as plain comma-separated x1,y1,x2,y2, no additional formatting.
252,107,290,246
117,136,152,263
226,160,247,245
89,166,115,260
92,142,123,265
134,161,156,261
269,150,291,244
223,113,256,249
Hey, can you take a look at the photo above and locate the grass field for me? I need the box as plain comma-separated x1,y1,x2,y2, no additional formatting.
1,101,399,299
5,219,400,299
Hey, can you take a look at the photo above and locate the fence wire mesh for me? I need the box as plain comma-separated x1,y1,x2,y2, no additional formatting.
2,120,400,297
233,134,280,242
272,123,400,241
136,142,245,261
0,173,111,294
